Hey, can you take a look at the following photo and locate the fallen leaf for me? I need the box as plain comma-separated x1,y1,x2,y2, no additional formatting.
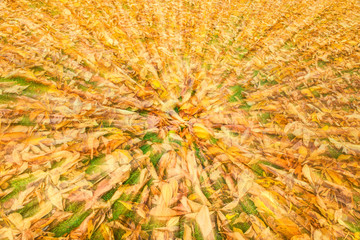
47,185,63,210
195,206,214,240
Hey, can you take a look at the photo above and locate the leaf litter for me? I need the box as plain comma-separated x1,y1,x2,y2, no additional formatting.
0,0,360,239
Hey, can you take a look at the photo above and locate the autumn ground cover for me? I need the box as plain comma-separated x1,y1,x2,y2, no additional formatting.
0,0,360,239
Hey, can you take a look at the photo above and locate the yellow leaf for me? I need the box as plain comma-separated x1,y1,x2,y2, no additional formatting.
313,229,332,240
326,170,344,185
226,213,237,220
47,185,63,210
166,217,180,227
149,206,180,217
290,234,311,240
207,146,223,155
253,197,275,216
161,183,173,207
311,113,320,124
298,146,308,157
0,132,27,142
0,228,14,240
8,212,29,231
262,104,278,111
188,193,198,201
99,224,114,240
87,135,97,159
26,201,52,224
302,164,322,186
121,231,132,239
63,8,71,15
150,79,163,90
193,123,211,139
338,154,351,161
183,224,192,240
301,89,313,97
348,40,358,46
231,232,247,240
186,198,203,212
119,201,133,211
195,206,214,240
237,170,254,199
232,227,243,233
180,102,193,110
274,217,302,238
25,136,47,145
321,125,329,131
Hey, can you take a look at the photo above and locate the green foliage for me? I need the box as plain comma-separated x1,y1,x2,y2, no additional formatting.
150,152,163,169
174,105,180,114
327,146,342,159
101,187,118,201
138,109,149,116
193,143,206,164
210,136,218,144
111,194,139,221
239,195,258,216
85,154,106,174
232,222,251,233
193,222,205,240
250,163,265,176
259,161,284,170
18,199,39,218
1,176,36,202
229,85,244,102
90,229,105,240
18,115,36,126
317,60,327,68
124,170,140,185
0,94,16,103
140,144,152,154
52,210,92,237
143,132,163,143
0,77,49,95
258,112,271,124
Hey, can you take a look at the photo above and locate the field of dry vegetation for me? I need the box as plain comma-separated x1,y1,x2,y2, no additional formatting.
0,0,360,239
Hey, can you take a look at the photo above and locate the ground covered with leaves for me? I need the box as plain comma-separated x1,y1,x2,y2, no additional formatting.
0,0,360,239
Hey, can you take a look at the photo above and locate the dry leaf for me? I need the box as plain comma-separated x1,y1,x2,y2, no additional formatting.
47,185,63,210
1,0,359,239
195,206,214,240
